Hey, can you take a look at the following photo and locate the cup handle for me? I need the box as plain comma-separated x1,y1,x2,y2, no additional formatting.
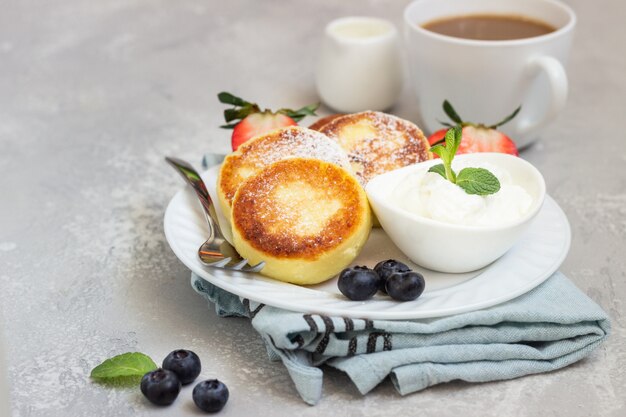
518,56,568,136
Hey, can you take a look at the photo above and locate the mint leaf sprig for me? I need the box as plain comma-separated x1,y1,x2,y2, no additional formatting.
428,126,501,196
90,352,157,385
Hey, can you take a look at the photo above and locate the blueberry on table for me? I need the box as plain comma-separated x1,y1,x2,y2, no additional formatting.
385,271,426,301
338,266,381,301
162,349,202,385
193,379,230,413
373,259,411,293
140,368,181,406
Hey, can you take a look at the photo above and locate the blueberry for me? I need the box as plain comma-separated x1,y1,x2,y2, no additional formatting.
338,266,381,301
162,349,201,385
385,271,426,301
374,259,411,293
140,368,181,406
193,379,229,413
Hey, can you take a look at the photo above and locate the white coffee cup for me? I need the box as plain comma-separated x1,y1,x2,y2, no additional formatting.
316,16,403,113
404,0,576,148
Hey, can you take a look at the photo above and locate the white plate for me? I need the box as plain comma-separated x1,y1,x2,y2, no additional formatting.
164,165,570,320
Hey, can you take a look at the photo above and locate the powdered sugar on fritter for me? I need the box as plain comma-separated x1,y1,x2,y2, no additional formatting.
248,127,351,170
319,111,430,185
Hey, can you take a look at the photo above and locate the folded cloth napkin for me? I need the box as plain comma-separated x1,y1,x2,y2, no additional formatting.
192,272,610,405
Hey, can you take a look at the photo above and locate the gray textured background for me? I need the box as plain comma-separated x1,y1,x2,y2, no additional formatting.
0,0,624,416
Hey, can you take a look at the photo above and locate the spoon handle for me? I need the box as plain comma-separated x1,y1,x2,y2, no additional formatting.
165,157,223,237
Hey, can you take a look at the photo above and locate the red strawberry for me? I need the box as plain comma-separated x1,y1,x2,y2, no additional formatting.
231,112,297,150
427,100,520,157
428,125,519,156
218,92,319,151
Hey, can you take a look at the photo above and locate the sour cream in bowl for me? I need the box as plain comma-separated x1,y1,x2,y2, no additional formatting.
365,153,546,273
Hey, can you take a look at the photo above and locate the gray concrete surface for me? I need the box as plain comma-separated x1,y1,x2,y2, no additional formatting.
0,0,624,416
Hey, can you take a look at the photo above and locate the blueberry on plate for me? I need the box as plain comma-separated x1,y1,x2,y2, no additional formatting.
338,266,381,301
162,349,202,385
374,259,411,293
193,379,229,413
140,368,181,406
385,271,426,301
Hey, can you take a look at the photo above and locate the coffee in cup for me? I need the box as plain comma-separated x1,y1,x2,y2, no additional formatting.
404,0,576,148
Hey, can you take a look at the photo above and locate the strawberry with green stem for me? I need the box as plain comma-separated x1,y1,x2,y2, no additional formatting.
218,92,319,151
428,100,521,156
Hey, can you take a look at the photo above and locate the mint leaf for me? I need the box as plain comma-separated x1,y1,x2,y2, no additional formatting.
428,164,447,179
429,127,462,183
90,352,157,382
428,109,503,196
429,144,446,159
429,143,456,182
446,125,463,158
456,168,501,195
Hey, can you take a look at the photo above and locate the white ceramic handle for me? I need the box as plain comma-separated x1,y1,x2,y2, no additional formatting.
518,56,568,136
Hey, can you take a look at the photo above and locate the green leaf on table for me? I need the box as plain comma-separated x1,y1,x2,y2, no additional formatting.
90,352,157,383
428,164,447,179
456,167,501,195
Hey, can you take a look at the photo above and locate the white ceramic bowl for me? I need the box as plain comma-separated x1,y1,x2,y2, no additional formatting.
365,153,546,273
